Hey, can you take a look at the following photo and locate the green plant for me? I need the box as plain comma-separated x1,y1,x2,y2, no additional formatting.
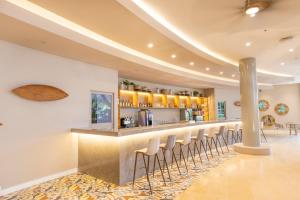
129,82,135,86
122,80,130,85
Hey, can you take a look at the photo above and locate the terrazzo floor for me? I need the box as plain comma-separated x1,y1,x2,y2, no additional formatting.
2,145,236,200
3,130,298,200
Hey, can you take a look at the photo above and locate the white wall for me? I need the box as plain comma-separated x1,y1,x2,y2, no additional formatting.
0,41,118,190
214,87,241,120
259,84,300,125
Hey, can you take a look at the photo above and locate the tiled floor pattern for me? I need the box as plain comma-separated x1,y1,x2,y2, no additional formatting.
3,148,236,200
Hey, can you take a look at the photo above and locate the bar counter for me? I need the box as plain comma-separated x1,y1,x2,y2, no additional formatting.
72,120,240,185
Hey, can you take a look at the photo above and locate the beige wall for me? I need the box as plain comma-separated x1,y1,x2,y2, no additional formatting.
259,84,300,125
214,87,241,120
0,41,118,189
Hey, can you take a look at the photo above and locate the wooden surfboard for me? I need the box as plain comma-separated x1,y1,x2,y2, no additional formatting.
12,84,68,101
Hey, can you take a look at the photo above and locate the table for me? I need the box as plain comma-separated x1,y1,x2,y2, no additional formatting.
286,123,300,135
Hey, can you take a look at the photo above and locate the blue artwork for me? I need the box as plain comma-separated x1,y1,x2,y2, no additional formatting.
91,92,113,124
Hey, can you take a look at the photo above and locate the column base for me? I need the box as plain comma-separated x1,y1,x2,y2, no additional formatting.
233,143,271,155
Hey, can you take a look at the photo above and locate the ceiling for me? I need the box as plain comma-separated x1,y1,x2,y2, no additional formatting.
120,0,300,82
0,0,297,88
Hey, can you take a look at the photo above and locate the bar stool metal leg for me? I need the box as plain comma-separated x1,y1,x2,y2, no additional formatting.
179,144,188,172
261,128,267,143
194,140,203,163
162,150,171,181
216,136,224,154
188,144,196,167
132,152,138,188
155,153,166,185
211,137,220,156
201,140,209,161
172,149,182,175
142,154,152,194
221,134,230,152
205,138,214,157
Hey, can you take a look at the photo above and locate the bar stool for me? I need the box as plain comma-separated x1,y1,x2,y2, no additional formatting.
227,124,240,144
192,129,210,162
132,137,166,194
260,122,267,143
204,128,220,156
176,131,196,172
159,135,181,181
215,126,229,153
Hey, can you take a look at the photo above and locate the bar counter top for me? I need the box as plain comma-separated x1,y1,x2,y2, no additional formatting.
71,119,240,137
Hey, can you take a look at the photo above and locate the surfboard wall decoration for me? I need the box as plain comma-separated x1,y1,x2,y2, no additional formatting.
12,84,68,101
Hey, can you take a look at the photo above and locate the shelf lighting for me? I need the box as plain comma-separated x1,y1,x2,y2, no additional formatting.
120,90,135,94
167,95,175,98
137,92,150,95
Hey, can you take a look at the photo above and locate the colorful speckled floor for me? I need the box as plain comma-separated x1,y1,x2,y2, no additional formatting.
3,150,236,200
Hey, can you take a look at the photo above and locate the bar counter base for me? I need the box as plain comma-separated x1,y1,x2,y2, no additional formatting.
75,120,241,185
234,143,271,155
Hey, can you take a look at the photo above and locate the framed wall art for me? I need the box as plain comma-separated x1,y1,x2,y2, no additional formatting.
91,91,114,130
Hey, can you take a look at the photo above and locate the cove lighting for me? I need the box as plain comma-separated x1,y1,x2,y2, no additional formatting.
4,0,240,85
129,0,293,78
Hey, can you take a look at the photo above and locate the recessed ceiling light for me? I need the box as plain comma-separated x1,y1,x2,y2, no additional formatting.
232,74,236,77
280,62,285,66
219,71,224,75
147,43,154,48
289,48,294,52
245,7,259,15
205,67,210,71
189,62,194,66
171,54,176,59
245,42,251,47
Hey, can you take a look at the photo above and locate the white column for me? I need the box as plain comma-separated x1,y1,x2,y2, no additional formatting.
234,57,271,155
239,57,260,147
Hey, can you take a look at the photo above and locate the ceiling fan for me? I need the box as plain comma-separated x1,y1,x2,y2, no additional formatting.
244,0,271,17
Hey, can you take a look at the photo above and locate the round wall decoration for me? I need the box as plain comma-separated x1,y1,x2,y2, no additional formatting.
258,100,270,111
261,115,275,127
274,103,289,115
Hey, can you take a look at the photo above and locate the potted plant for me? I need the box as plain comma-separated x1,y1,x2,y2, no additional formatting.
193,90,199,97
120,80,129,90
128,82,135,91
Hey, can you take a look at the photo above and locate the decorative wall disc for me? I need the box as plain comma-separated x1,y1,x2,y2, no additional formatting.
261,115,275,127
12,84,68,101
258,100,270,111
274,103,289,115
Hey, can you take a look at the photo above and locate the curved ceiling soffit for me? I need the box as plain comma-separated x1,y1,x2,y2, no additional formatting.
0,0,241,87
117,0,294,79
0,0,270,87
